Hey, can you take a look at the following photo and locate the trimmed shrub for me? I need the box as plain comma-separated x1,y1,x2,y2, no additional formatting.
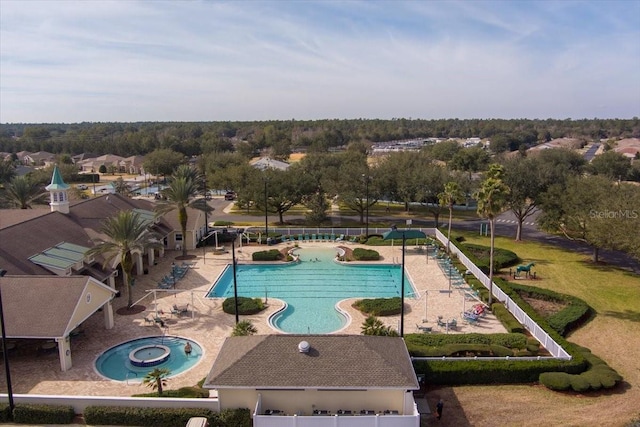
457,242,520,273
491,303,525,333
218,408,252,427
133,386,209,398
13,404,75,424
252,249,282,261
84,406,215,427
222,297,265,315
540,372,572,391
501,281,593,337
352,297,401,316
352,248,380,261
0,404,10,423
570,374,591,392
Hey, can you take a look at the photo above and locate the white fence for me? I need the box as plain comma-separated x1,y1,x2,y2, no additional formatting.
434,229,572,360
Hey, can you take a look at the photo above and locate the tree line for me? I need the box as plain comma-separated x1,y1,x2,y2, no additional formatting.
1,118,639,159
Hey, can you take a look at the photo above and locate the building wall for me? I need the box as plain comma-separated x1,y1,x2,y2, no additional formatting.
220,389,406,415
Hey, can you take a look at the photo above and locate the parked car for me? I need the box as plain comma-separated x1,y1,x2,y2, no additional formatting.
77,184,88,190
224,191,236,200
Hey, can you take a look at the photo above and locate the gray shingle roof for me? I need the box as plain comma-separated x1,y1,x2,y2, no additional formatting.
0,275,116,338
204,335,419,390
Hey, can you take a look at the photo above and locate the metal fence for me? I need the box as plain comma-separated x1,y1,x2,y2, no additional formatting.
434,229,571,360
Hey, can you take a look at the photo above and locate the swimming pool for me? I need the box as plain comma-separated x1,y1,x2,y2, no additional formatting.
95,336,203,382
207,247,415,334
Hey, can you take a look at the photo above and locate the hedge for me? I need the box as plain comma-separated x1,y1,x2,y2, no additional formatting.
252,249,282,261
222,297,265,315
501,281,593,336
352,297,401,316
456,242,520,273
12,404,75,424
84,406,220,427
352,248,380,261
491,303,526,334
84,407,251,427
539,346,623,392
133,386,210,398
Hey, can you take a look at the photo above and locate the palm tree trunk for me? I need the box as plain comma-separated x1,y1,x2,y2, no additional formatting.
488,218,495,306
179,207,188,257
122,270,133,308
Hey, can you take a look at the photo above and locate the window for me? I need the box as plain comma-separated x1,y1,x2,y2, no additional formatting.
175,233,183,241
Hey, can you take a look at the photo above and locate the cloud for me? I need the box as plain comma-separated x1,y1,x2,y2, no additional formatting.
1,0,638,122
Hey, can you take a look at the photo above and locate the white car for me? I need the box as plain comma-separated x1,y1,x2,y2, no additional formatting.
77,184,88,190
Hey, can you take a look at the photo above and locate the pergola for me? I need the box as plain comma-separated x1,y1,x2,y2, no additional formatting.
0,275,117,371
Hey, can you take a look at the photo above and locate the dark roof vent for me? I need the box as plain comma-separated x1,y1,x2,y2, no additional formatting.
298,340,310,353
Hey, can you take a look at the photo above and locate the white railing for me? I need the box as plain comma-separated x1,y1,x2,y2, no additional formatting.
434,229,571,360
254,413,419,427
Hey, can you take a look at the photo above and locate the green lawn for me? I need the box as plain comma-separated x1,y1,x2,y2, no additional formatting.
456,231,640,316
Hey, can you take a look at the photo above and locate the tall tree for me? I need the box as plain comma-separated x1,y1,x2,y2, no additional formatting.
2,175,48,209
502,156,543,241
539,175,639,262
86,211,162,307
439,181,464,254
0,159,16,184
142,148,184,178
474,164,510,306
156,173,201,258
589,151,632,181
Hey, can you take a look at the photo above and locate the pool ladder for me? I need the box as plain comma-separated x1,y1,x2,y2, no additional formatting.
125,371,138,385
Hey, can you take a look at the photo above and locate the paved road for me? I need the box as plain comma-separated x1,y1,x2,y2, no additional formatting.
206,198,640,274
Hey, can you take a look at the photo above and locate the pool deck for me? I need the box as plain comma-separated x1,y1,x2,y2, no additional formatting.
3,242,505,397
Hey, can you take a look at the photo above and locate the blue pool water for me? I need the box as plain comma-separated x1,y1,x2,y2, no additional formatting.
95,336,202,382
207,247,415,334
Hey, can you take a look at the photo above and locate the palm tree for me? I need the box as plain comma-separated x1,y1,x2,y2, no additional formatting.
232,320,258,336
86,210,162,307
474,164,510,306
143,368,171,396
112,177,131,196
2,175,48,209
361,315,398,336
155,172,201,258
438,181,464,254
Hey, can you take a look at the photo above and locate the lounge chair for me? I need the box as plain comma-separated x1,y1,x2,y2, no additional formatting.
416,324,433,333
311,233,317,241
330,233,336,241
144,316,155,325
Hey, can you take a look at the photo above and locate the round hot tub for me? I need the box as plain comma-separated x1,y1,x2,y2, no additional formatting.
128,344,171,367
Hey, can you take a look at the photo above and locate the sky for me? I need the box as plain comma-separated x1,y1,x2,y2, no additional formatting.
1,0,639,123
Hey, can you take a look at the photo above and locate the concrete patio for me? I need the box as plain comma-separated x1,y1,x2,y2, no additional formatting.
1,242,505,397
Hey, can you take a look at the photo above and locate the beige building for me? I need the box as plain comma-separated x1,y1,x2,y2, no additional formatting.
204,334,421,426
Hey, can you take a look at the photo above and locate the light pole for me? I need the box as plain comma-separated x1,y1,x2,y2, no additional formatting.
382,226,426,337
231,232,239,324
171,262,176,291
0,269,14,414
263,177,269,244
362,174,369,237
